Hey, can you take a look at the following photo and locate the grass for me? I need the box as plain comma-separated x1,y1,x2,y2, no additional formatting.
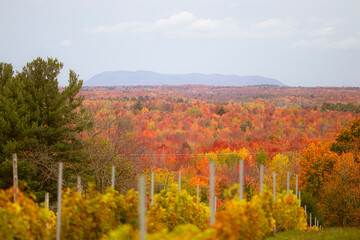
266,227,360,240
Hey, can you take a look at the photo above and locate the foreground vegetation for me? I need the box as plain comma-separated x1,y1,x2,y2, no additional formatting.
1,183,307,240
267,227,360,240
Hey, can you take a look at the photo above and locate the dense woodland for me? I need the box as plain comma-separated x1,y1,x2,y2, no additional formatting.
1,58,360,239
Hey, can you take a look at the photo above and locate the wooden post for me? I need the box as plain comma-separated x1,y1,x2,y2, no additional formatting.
273,171,276,202
214,196,217,213
178,171,181,192
296,174,298,198
197,184,199,203
45,192,50,228
315,217,317,228
310,213,312,228
260,164,264,194
138,175,146,240
273,171,276,235
111,165,115,188
12,154,18,203
56,162,63,240
151,172,154,206
45,192,49,210
77,175,82,194
287,171,290,196
239,159,244,200
210,161,215,226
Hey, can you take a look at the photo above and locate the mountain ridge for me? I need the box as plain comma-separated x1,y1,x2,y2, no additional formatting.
84,70,286,87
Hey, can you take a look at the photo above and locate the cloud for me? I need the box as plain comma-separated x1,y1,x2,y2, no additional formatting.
61,40,72,46
84,11,244,38
250,18,301,37
332,37,360,50
84,21,142,34
83,11,355,47
292,37,360,50
314,27,335,36
154,11,196,29
292,38,330,48
254,19,283,28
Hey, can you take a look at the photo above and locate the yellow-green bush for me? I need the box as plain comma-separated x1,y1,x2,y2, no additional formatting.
0,185,309,240
105,224,216,240
52,185,138,239
147,184,210,233
273,191,306,232
148,224,216,240
102,224,138,240
213,190,275,240
0,188,53,240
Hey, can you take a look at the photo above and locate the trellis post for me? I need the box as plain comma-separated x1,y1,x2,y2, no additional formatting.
151,172,154,206
111,165,115,188
197,184,199,203
260,164,264,194
138,175,147,240
239,159,244,200
210,161,215,226
56,162,63,240
287,171,290,196
77,175,82,194
12,154,18,203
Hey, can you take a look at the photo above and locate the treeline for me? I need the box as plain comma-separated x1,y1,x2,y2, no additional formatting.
321,102,360,113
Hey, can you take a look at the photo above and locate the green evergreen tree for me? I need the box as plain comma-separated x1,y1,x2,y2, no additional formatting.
0,58,92,200
134,98,143,111
216,105,226,116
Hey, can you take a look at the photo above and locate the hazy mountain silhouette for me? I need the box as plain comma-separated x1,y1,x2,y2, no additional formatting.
84,70,285,86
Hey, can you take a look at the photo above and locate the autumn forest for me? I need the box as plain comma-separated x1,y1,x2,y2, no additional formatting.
1,58,360,239
80,84,360,225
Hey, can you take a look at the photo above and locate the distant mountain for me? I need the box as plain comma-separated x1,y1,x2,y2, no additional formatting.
84,70,285,87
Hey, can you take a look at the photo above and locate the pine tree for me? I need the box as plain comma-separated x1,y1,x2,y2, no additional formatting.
216,105,226,116
0,63,33,158
0,58,92,199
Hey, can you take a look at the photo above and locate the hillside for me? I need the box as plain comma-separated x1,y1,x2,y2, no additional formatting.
84,70,286,86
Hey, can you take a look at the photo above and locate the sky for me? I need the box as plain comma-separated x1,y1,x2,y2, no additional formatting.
1,0,359,87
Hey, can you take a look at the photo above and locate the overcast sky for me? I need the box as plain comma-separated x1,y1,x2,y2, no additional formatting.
1,0,359,87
